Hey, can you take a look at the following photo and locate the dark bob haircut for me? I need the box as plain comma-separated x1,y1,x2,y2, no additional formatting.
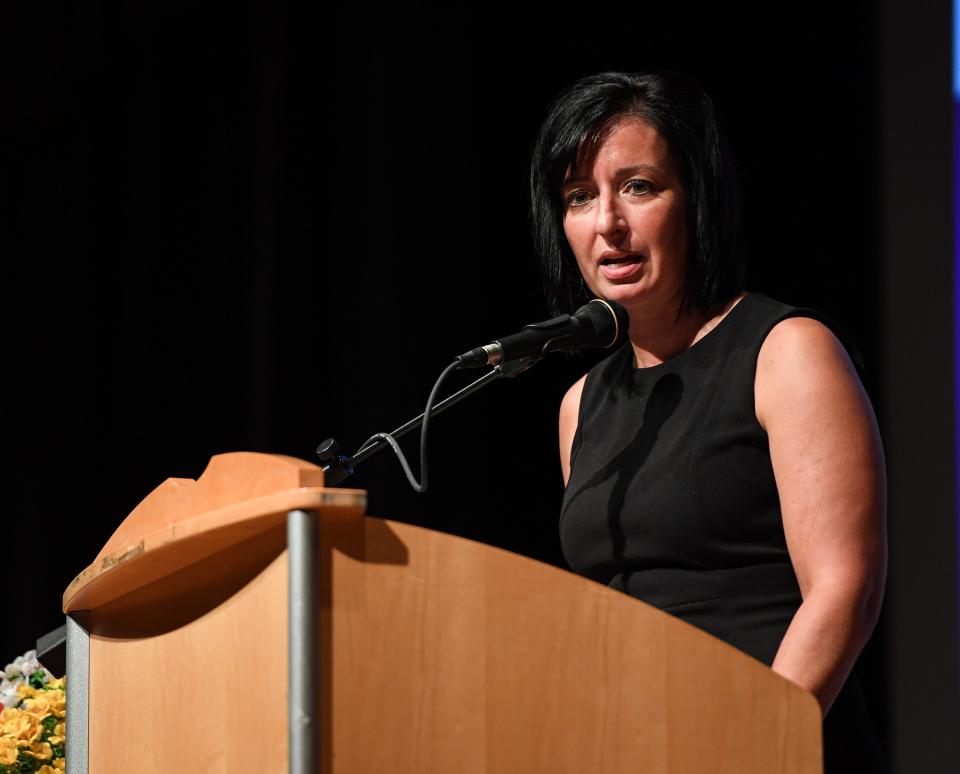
530,71,745,316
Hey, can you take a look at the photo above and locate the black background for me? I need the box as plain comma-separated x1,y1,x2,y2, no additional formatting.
2,0,886,746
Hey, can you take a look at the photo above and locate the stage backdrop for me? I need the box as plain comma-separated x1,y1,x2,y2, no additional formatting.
6,0,945,769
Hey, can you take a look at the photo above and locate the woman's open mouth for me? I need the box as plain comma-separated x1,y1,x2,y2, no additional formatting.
599,253,644,280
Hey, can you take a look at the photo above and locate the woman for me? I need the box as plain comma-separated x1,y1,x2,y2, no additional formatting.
531,72,887,771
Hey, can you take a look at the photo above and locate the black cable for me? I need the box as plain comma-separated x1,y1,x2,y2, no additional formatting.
351,360,462,493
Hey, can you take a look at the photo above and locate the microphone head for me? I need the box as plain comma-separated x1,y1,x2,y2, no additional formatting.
574,299,630,349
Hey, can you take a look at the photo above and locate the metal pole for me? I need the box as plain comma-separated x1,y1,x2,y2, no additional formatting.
288,509,316,774
66,611,90,774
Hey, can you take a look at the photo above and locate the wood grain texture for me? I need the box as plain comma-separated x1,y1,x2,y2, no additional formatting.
321,516,823,774
88,525,291,773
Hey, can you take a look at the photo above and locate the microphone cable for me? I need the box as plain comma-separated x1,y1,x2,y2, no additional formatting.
350,359,463,494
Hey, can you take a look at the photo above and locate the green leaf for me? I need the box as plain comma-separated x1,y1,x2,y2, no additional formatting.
12,750,42,773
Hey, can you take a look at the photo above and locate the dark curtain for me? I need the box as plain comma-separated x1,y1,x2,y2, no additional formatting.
1,0,883,744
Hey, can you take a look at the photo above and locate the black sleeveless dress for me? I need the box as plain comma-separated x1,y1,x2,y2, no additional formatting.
560,292,886,773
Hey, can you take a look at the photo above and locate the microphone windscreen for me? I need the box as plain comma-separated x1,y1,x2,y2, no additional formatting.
575,299,630,349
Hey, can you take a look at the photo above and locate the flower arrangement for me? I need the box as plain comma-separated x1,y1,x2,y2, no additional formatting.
0,651,64,773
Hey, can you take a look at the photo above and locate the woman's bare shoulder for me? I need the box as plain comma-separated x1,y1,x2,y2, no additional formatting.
755,315,865,427
559,374,588,485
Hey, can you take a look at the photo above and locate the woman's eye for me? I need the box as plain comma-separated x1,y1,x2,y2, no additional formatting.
565,189,593,208
624,179,653,195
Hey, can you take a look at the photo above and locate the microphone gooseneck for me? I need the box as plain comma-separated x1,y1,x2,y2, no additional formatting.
319,299,631,491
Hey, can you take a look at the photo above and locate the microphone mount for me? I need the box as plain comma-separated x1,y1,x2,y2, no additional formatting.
319,356,539,487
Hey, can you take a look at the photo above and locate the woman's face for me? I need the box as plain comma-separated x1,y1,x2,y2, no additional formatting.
561,117,688,317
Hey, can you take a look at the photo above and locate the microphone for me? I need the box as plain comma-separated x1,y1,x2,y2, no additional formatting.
457,299,630,369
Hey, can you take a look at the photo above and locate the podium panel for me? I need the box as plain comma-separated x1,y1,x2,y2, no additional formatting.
320,515,820,774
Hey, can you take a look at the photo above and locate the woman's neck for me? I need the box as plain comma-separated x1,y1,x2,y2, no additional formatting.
627,293,746,368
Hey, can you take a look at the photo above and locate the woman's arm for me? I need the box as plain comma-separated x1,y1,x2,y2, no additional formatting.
559,375,587,486
756,317,887,715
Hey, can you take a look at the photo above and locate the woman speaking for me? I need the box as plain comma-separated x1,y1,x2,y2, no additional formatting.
530,71,887,772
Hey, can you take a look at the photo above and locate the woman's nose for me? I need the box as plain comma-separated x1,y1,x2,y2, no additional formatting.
595,196,625,238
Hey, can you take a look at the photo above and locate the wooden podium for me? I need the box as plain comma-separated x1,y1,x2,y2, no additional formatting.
62,452,822,773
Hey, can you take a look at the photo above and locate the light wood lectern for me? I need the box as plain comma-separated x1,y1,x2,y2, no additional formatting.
62,452,822,773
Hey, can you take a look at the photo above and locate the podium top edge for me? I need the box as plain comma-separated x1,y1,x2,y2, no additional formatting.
63,452,367,613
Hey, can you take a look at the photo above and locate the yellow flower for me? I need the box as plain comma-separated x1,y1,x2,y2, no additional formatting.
0,735,18,765
16,684,38,700
22,740,53,760
44,690,65,716
45,677,65,691
22,687,66,719
23,694,52,716
0,708,40,742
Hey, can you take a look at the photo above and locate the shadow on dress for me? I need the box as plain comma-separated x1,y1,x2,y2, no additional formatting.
564,372,683,562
